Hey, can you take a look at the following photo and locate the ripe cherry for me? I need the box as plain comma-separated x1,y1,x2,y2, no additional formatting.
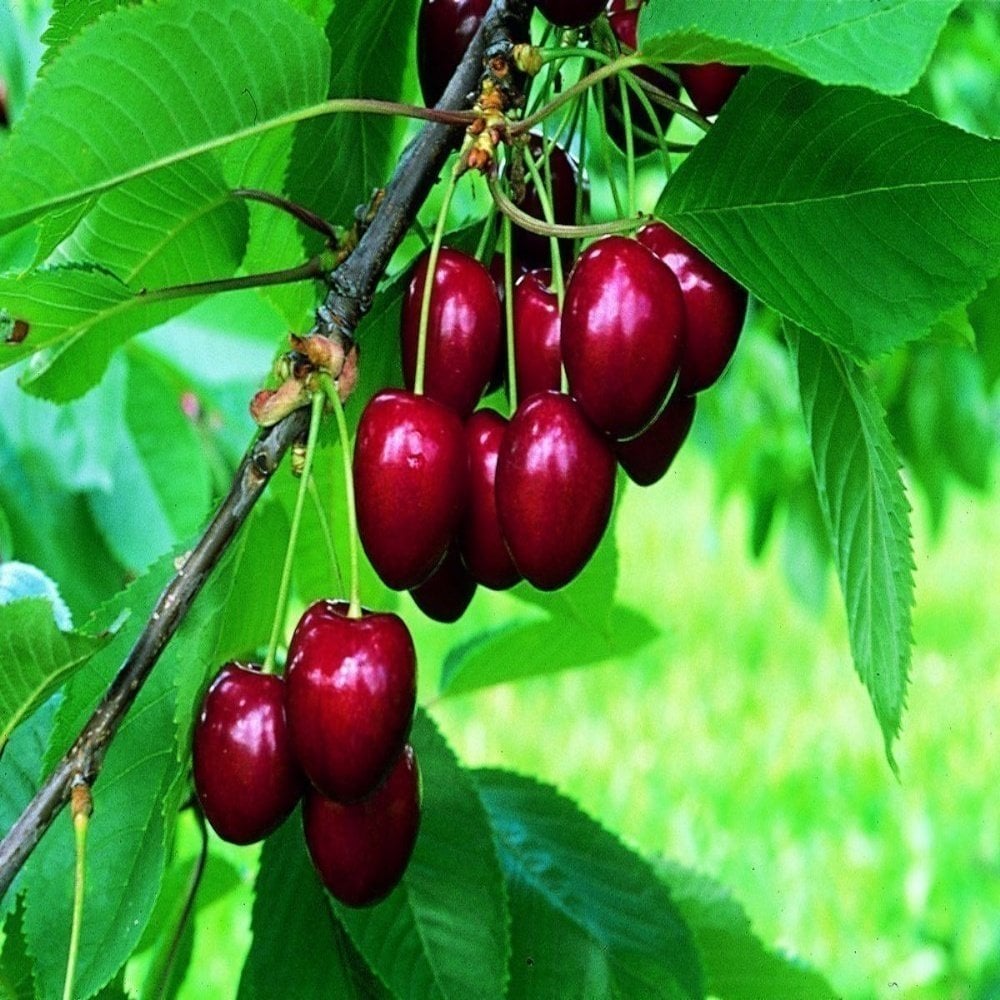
678,63,747,117
286,601,416,803
513,269,561,400
401,247,503,418
535,0,605,28
410,544,478,622
460,409,520,590
304,745,421,908
615,392,696,486
562,236,685,438
192,663,304,845
354,389,468,591
416,0,489,107
510,136,581,270
496,392,616,591
636,222,748,393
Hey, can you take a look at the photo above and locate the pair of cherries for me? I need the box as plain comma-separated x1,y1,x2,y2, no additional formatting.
192,601,420,908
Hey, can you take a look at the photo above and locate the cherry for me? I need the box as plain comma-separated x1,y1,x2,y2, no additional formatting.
636,222,748,393
513,269,562,400
416,0,489,107
354,389,468,591
605,0,679,153
460,409,521,590
510,136,581,270
535,0,605,28
678,63,747,117
304,745,421,908
192,663,304,845
495,392,616,591
615,392,696,486
562,236,685,438
410,544,477,622
286,601,416,803
401,247,503,418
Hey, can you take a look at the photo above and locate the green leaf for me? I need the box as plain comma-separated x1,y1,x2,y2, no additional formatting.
0,598,107,750
475,769,703,1000
0,0,331,235
657,861,840,1000
335,712,510,1000
439,605,659,697
0,897,34,1000
40,0,135,70
640,0,957,94
789,325,914,767
0,561,72,629
656,69,1000,362
288,0,416,233
968,275,1000,389
238,814,378,1000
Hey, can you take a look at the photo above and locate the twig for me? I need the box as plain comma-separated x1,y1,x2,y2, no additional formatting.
0,0,533,901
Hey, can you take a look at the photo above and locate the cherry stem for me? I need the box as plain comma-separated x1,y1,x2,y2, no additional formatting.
487,173,646,238
62,783,91,1000
474,205,499,263
520,151,565,308
619,76,637,218
262,391,325,674
320,377,362,619
574,90,590,261
503,215,517,414
592,85,625,218
307,475,344,597
137,257,330,304
414,169,459,396
232,188,338,242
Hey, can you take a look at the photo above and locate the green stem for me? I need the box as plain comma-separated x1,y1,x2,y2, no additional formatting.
414,170,459,396
503,215,517,414
619,76,637,218
474,207,499,263
592,85,625,218
521,152,565,309
574,90,590,261
232,188,338,242
262,391,324,674
138,257,328,304
307,475,344,597
62,789,90,1000
321,379,362,618
411,216,432,249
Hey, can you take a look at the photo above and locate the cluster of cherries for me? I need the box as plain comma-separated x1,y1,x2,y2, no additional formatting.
192,601,420,907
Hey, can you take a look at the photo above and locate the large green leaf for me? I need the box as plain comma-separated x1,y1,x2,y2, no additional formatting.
237,815,380,1000
789,326,913,767
640,0,957,94
40,0,134,69
658,862,839,1000
0,897,34,1000
475,769,703,1000
0,598,107,751
335,712,510,1000
656,69,1000,362
0,0,331,235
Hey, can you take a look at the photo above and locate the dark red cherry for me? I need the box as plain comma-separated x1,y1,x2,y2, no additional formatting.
401,247,503,418
192,663,304,845
636,222,748,393
460,409,521,590
286,601,416,802
678,63,747,117
513,269,562,400
562,236,685,438
417,0,490,107
304,745,421,908
605,1,679,153
615,392,696,486
410,544,477,622
495,392,616,590
354,390,468,591
510,135,581,270
535,0,605,28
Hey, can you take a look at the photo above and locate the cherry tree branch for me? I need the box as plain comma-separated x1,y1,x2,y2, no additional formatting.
0,0,532,902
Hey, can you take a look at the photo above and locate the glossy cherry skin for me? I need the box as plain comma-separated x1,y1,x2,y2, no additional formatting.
304,745,421,908
678,63,747,117
354,390,468,591
495,392,616,591
401,247,503,418
192,663,304,845
286,601,416,803
562,236,685,438
410,544,477,622
460,409,521,590
615,392,696,486
535,0,605,28
636,222,748,393
513,269,562,400
417,0,490,107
